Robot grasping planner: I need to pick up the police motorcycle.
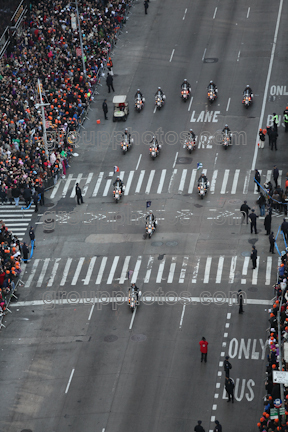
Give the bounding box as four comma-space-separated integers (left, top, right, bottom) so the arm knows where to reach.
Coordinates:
113, 178, 125, 203
181, 80, 191, 102
242, 85, 253, 108
207, 81, 217, 103
121, 129, 133, 154
197, 174, 209, 199
149, 136, 161, 160
185, 130, 196, 154
128, 284, 142, 313
155, 87, 166, 109
145, 211, 158, 238
135, 90, 145, 112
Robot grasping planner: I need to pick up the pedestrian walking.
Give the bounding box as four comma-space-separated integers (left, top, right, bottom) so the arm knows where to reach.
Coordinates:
283, 106, 288, 132
21, 242, 29, 263
23, 186, 32, 208
259, 129, 265, 148
199, 337, 208, 363
29, 226, 36, 249
144, 0, 149, 14
240, 200, 250, 224
254, 169, 261, 193
272, 112, 279, 131
38, 184, 45, 206
238, 289, 244, 313
224, 356, 232, 378
281, 218, 288, 241
225, 377, 235, 403
106, 73, 114, 93
269, 232, 275, 254
270, 128, 278, 151
194, 421, 205, 432
249, 209, 258, 234
32, 191, 39, 212
75, 183, 84, 205
214, 420, 222, 432
266, 126, 272, 147
264, 212, 272, 235
251, 245, 258, 269
257, 192, 266, 216
102, 99, 108, 120
273, 165, 279, 188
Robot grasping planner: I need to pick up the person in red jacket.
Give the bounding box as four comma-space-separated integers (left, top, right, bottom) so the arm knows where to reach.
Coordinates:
199, 337, 208, 363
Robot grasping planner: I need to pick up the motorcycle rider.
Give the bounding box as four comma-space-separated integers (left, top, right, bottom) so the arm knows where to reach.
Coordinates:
188, 129, 196, 141
135, 88, 143, 99
123, 127, 131, 144
244, 84, 253, 99
155, 87, 164, 98
198, 173, 209, 188
130, 283, 140, 301
113, 176, 124, 193
150, 136, 160, 153
208, 80, 218, 93
222, 124, 232, 143
146, 209, 157, 228
181, 79, 191, 92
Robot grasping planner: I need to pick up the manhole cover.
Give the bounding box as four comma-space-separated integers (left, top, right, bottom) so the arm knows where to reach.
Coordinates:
228, 199, 242, 205
151, 241, 163, 247
45, 203, 54, 207
248, 238, 258, 244
115, 215, 121, 220
248, 287, 258, 292
241, 251, 251, 257
176, 157, 192, 164
203, 58, 218, 63
166, 241, 178, 246
131, 334, 147, 342
194, 204, 203, 208
158, 254, 165, 260
104, 335, 118, 342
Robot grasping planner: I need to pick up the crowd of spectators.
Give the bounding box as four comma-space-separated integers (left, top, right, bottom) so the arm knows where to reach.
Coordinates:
0, 0, 130, 206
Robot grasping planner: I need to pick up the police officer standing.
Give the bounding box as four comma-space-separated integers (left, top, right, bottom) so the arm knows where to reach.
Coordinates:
269, 232, 275, 254
272, 112, 279, 131
249, 209, 258, 234
240, 200, 250, 224
75, 183, 84, 205
251, 245, 258, 269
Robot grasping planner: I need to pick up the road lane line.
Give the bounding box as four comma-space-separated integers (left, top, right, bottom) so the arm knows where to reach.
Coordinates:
179, 304, 186, 329
231, 169, 240, 194
60, 258, 73, 286
210, 170, 218, 194
96, 257, 108, 284
72, 257, 85, 285
136, 154, 142, 170
107, 256, 119, 284
188, 169, 197, 194
135, 170, 145, 193
237, 51, 240, 61
88, 305, 95, 321
172, 152, 178, 168
62, 174, 74, 197
266, 257, 272, 285
216, 256, 224, 283
36, 258, 50, 288
178, 169, 187, 194
47, 258, 61, 287
157, 169, 166, 194
145, 170, 155, 194
241, 257, 249, 284
153, 106, 157, 114
103, 172, 113, 196
129, 307, 137, 330
252, 257, 260, 284
220, 169, 229, 194
266, 170, 272, 182
70, 173, 83, 198
167, 258, 176, 283
229, 256, 237, 284
84, 257, 97, 285
203, 257, 212, 283
50, 180, 61, 199
92, 172, 104, 197
169, 49, 175, 62
82, 172, 93, 196
188, 96, 193, 112
156, 259, 166, 283
168, 169, 177, 193
119, 256, 131, 284
65, 369, 75, 394
226, 98, 231, 111
183, 8, 187, 20
131, 256, 142, 283
247, 7, 250, 18
243, 170, 250, 194
125, 171, 134, 195
202, 48, 206, 61
213, 7, 217, 19
252, 0, 284, 171
144, 256, 154, 283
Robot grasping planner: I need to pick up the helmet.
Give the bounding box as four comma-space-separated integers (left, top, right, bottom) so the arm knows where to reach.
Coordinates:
225, 124, 228, 127
286, 106, 288, 110
246, 85, 249, 87
184, 78, 187, 81
259, 128, 262, 131
116, 176, 120, 180
158, 87, 161, 90
201, 173, 204, 177
149, 210, 152, 214
210, 80, 213, 83
189, 129, 193, 133
137, 89, 140, 91
125, 128, 128, 132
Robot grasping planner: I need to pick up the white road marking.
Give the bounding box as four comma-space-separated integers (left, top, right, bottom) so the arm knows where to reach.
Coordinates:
179, 304, 186, 328
243, 171, 250, 194
225, 323, 230, 328
145, 170, 155, 194
226, 97, 231, 111
70, 173, 83, 198
237, 51, 240, 61
136, 154, 142, 170
216, 256, 224, 283
92, 172, 104, 197
172, 152, 178, 169
188, 96, 193, 112
144, 256, 154, 283
192, 257, 200, 283
47, 258, 61, 287
188, 169, 197, 194
84, 257, 97, 285
203, 257, 212, 283
65, 369, 75, 393
229, 256, 237, 284
241, 257, 249, 284
131, 256, 142, 283
71, 257, 85, 285
224, 333, 228, 337
266, 170, 272, 182
202, 48, 207, 61
119, 256, 131, 284
168, 257, 177, 283
252, 0, 283, 170
179, 256, 189, 283
157, 169, 167, 194
62, 174, 74, 197
279, 169, 282, 187
169, 49, 175, 62
129, 307, 137, 330
119, 171, 125, 181
88, 304, 95, 321
252, 258, 260, 285
50, 180, 61, 199
266, 257, 272, 285
168, 169, 177, 193
125, 171, 134, 195
183, 8, 187, 20
60, 258, 73, 286
210, 170, 218, 194
153, 106, 157, 114
103, 172, 113, 197
107, 256, 119, 284
213, 7, 217, 19
25, 259, 40, 288
96, 257, 108, 284
231, 169, 240, 194
156, 258, 166, 283
227, 313, 231, 319
178, 169, 187, 194
247, 6, 250, 18
36, 258, 50, 288
82, 172, 93, 197
220, 169, 229, 194
135, 170, 145, 193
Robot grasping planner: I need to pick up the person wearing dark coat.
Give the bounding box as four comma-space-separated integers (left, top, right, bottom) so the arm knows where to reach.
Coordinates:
106, 73, 114, 93
32, 191, 38, 212
281, 219, 288, 241
102, 99, 108, 120
37, 185, 45, 206
264, 212, 272, 235
29, 226, 35, 249
273, 165, 279, 187
225, 377, 235, 402
269, 232, 275, 254
258, 192, 266, 216
254, 169, 261, 192
266, 126, 272, 147
238, 289, 244, 313
249, 209, 258, 234
75, 183, 84, 205
214, 420, 222, 432
21, 242, 29, 263
194, 421, 205, 432
12, 186, 20, 206
271, 129, 278, 151
144, 0, 149, 14
251, 245, 258, 269
224, 356, 232, 378
240, 200, 250, 224
23, 187, 32, 207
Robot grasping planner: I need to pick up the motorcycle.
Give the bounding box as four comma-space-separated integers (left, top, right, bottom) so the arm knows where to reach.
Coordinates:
135, 95, 145, 112
155, 92, 166, 109
149, 142, 161, 160
145, 215, 157, 238
185, 139, 196, 153
207, 84, 217, 103
181, 84, 190, 102
113, 184, 125, 203
198, 179, 209, 199
128, 287, 142, 312
222, 130, 231, 150
242, 90, 252, 108
121, 137, 133, 154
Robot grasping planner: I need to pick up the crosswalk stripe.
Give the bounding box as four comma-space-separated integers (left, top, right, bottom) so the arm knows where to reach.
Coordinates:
157, 169, 166, 194
168, 169, 177, 193
2, 222, 30, 226
192, 257, 200, 283
220, 169, 229, 194
203, 257, 212, 283
82, 173, 93, 197
231, 170, 240, 194
92, 172, 104, 197
84, 257, 97, 285
178, 169, 187, 194
131, 256, 142, 283
135, 170, 145, 193
62, 174, 74, 197
241, 257, 249, 284
229, 256, 237, 284
188, 169, 197, 194
266, 170, 272, 182
103, 172, 113, 197
216, 256, 224, 283
125, 171, 134, 195
210, 170, 218, 194
47, 258, 61, 287
72, 257, 85, 285
107, 256, 119, 284
279, 170, 282, 187
254, 170, 262, 194
167, 257, 177, 283
252, 257, 260, 284
265, 257, 272, 286
50, 179, 61, 199
243, 170, 250, 194
60, 258, 73, 286
120, 171, 125, 182
145, 170, 155, 194
144, 256, 154, 283
179, 256, 189, 283
119, 256, 131, 284
36, 258, 50, 288
96, 257, 107, 284
25, 259, 40, 288
70, 173, 83, 198
156, 258, 166, 283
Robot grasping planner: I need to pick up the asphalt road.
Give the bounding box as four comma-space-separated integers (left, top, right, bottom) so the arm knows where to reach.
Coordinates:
2, 0, 288, 431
